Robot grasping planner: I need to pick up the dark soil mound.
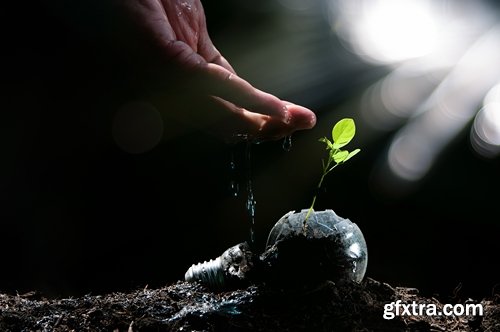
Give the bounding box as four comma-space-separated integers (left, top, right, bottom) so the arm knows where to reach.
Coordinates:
1, 278, 498, 331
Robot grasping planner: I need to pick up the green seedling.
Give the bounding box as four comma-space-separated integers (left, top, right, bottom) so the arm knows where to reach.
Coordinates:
304, 118, 361, 224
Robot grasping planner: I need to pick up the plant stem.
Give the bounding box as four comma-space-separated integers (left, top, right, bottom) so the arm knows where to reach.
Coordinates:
304, 158, 339, 224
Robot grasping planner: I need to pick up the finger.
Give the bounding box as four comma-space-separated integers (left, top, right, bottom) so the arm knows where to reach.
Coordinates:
208, 52, 236, 75
196, 33, 236, 74
198, 63, 290, 123
210, 97, 315, 143
193, 1, 237, 74
208, 97, 275, 143
283, 101, 317, 130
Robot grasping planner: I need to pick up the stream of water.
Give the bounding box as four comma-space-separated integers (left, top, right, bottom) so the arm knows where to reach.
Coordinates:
245, 141, 256, 246
228, 136, 293, 248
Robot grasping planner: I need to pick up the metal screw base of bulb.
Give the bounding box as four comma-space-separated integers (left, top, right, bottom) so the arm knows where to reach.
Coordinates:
184, 242, 254, 290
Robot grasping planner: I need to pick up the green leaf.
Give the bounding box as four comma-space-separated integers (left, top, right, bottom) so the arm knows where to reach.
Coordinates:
332, 150, 349, 163
344, 148, 361, 162
332, 118, 356, 149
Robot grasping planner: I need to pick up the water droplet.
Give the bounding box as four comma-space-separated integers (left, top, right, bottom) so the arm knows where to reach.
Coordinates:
181, 2, 192, 11
282, 135, 292, 151
228, 180, 239, 197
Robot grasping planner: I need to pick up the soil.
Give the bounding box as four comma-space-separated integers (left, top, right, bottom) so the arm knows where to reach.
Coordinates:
1, 278, 498, 332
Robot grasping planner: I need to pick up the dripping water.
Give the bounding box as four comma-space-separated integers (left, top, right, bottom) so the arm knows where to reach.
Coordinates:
245, 141, 256, 247
282, 135, 292, 152
227, 139, 257, 247
228, 149, 239, 197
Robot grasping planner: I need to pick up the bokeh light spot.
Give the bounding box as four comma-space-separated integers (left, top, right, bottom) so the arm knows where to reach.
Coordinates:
388, 134, 433, 181
331, 0, 441, 64
112, 101, 164, 154
471, 102, 500, 157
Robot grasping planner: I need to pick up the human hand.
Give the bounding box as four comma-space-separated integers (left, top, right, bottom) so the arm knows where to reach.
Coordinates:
119, 0, 316, 142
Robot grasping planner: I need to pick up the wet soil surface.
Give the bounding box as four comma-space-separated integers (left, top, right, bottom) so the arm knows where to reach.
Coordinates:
1, 278, 498, 331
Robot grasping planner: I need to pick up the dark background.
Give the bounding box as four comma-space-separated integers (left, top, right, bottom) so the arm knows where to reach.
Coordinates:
1, 0, 499, 301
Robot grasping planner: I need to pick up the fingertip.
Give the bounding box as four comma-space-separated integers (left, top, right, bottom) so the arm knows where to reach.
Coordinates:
306, 111, 317, 128
284, 102, 317, 130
